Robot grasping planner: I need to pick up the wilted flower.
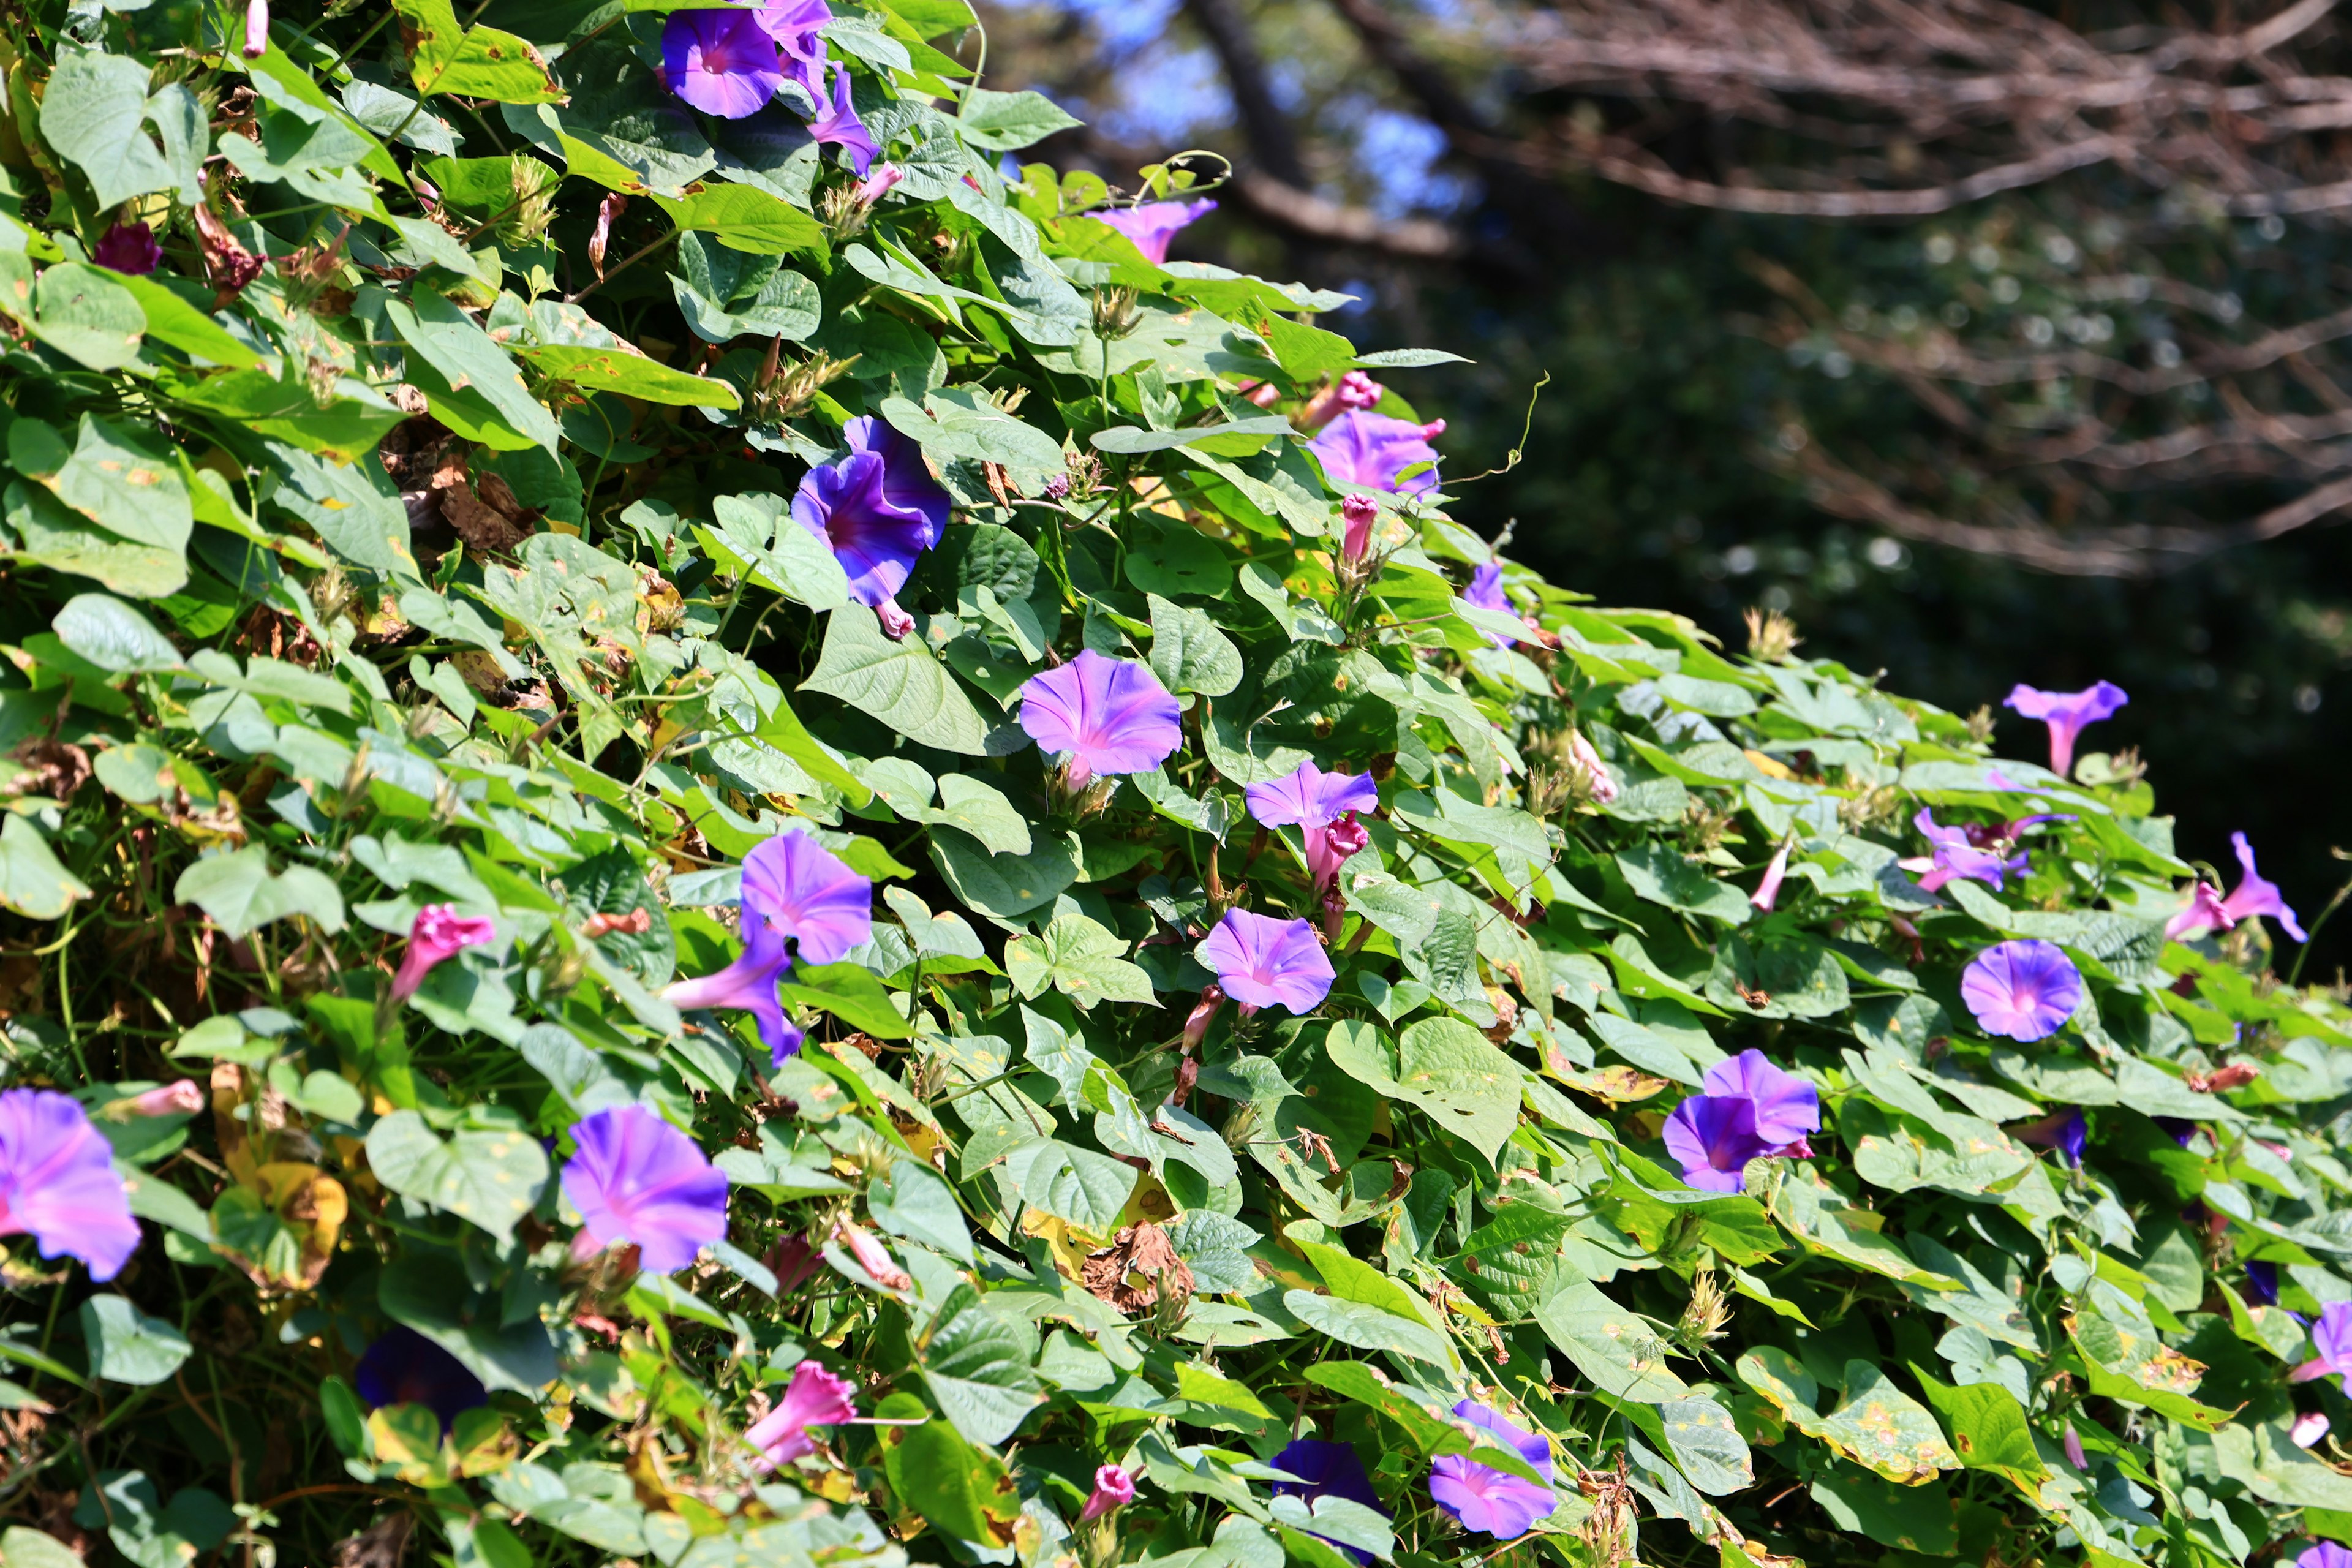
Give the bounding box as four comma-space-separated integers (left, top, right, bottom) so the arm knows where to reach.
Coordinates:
1429, 1402, 1556, 1539
1098, 198, 1216, 264
560, 1104, 729, 1275
804, 64, 879, 175
1182, 983, 1226, 1053
2063, 1424, 2088, 1471
1663, 1050, 1819, 1193
1245, 760, 1379, 895
1310, 410, 1445, 496
747, 1360, 857, 1469
663, 8, 785, 119
353, 1326, 489, 1433
92, 222, 161, 276
1018, 650, 1183, 789
664, 829, 872, 1065
1901, 809, 2024, 894
793, 416, 950, 640
391, 904, 496, 1001
0, 1088, 140, 1280
1961, 939, 2084, 1042
1272, 1438, 1387, 1563
832, 1219, 912, 1291
111, 1080, 205, 1118
2291, 1302, 2352, 1384
2011, 1107, 2087, 1167
1198, 909, 1335, 1016
2003, 680, 2127, 780
2168, 832, 2307, 944
1078, 1463, 1136, 1523
1751, 840, 1792, 912
853, 163, 904, 206
1565, 729, 1619, 805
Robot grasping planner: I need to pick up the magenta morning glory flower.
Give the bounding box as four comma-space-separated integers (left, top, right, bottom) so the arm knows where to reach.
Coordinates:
1078, 1464, 1137, 1524
353, 1326, 489, 1433
0, 1088, 139, 1281
1340, 494, 1378, 568
2165, 880, 2232, 941
664, 829, 872, 1066
1961, 938, 2083, 1042
2011, 1107, 2087, 1167
1245, 760, 1378, 895
663, 7, 785, 119
1197, 909, 1335, 1016
793, 415, 950, 639
92, 222, 161, 276
2219, 832, 2307, 941
803, 63, 878, 175
391, 903, 496, 1001
561, 1104, 729, 1275
747, 1359, 858, 1469
2293, 1303, 2352, 1383
2003, 680, 2127, 780
1430, 1402, 1556, 1539
1311, 410, 1446, 497
1098, 198, 1216, 265
1901, 809, 2022, 894
1018, 650, 1183, 789
1272, 1438, 1388, 1564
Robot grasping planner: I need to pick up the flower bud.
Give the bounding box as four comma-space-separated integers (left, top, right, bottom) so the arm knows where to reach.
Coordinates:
111, 1080, 205, 1119
1182, 984, 1226, 1053
1340, 494, 1378, 567
243, 0, 269, 58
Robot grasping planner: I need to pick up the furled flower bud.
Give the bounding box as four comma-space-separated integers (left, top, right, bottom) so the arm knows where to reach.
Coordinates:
111, 1080, 205, 1119
1340, 494, 1378, 567
1182, 984, 1226, 1053
854, 164, 905, 205
1750, 840, 1792, 913
243, 0, 270, 58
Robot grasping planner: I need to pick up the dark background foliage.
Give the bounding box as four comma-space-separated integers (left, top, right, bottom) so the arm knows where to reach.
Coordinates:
976, 0, 2352, 973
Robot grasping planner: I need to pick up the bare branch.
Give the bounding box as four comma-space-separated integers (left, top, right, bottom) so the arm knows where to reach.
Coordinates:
1228, 172, 1471, 258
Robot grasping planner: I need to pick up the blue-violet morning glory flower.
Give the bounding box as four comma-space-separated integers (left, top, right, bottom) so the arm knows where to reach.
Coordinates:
0, 1087, 139, 1280
561, 1104, 729, 1275
1311, 410, 1446, 496
1198, 909, 1335, 1016
1097, 198, 1216, 264
665, 829, 872, 1065
1245, 760, 1378, 895
2003, 680, 2127, 781
1430, 1401, 1556, 1539
2245, 1261, 2282, 1306
1018, 650, 1183, 789
2012, 1107, 2087, 1167
353, 1326, 489, 1433
757, 0, 831, 86
663, 8, 784, 119
1961, 939, 2083, 1042
1272, 1438, 1388, 1563
804, 63, 879, 175
793, 415, 949, 639
1662, 1050, 1818, 1193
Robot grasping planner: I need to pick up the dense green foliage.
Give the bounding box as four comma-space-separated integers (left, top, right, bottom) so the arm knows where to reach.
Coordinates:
0, 8, 2348, 1568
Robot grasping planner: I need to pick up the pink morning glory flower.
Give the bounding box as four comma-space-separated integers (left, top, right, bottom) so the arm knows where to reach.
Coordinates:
243, 0, 268, 58
92, 222, 161, 276
2293, 1411, 2332, 1449
2165, 880, 2233, 941
1078, 1464, 1136, 1523
2176, 832, 2309, 943
1197, 909, 1335, 1016
1097, 198, 1216, 264
0, 1088, 140, 1280
664, 829, 872, 1066
804, 62, 879, 176
561, 1104, 729, 1275
1310, 410, 1445, 496
1340, 494, 1378, 567
747, 1359, 858, 1469
1018, 650, 1183, 789
2003, 680, 2127, 780
663, 8, 785, 120
1750, 841, 1792, 912
1298, 371, 1387, 431
793, 415, 950, 641
1245, 760, 1379, 895
391, 904, 496, 1001
1429, 1401, 1555, 1539
1961, 938, 2084, 1042
2293, 1302, 2352, 1384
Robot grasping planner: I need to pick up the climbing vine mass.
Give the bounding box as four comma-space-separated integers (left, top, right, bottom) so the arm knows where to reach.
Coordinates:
0, 7, 2346, 1568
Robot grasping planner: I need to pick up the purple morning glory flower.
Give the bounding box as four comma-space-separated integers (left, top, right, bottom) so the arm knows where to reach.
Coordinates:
1703, 1049, 1820, 1150
1244, 760, 1378, 894
1197, 909, 1335, 1016
2299, 1541, 2352, 1568
1961, 938, 2084, 1043
561, 1104, 729, 1275
1097, 198, 1216, 265
1902, 809, 2024, 894
1461, 562, 1521, 647
2165, 880, 2232, 941
663, 8, 784, 119
92, 222, 161, 276
1430, 1401, 1556, 1539
758, 0, 831, 82
804, 63, 878, 175
2003, 680, 2127, 781
0, 1088, 139, 1281
793, 415, 949, 639
2012, 1107, 2087, 1167
1018, 650, 1183, 789
2220, 832, 2307, 941
1663, 1093, 1768, 1193
1310, 410, 1446, 497
1272, 1438, 1388, 1564
664, 829, 872, 1065
2246, 1261, 2282, 1306
2154, 1115, 2198, 1148
353, 1326, 489, 1434
2293, 1302, 2352, 1383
